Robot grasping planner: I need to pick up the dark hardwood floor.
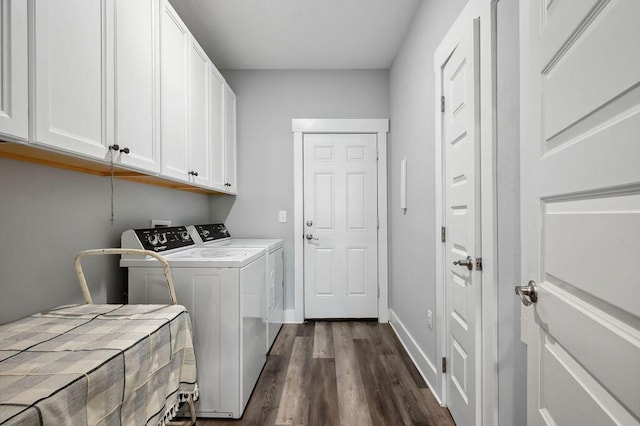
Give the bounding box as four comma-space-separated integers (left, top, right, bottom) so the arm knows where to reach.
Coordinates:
197, 321, 456, 426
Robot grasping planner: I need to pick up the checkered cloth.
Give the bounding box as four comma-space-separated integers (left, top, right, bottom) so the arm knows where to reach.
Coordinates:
0, 304, 198, 425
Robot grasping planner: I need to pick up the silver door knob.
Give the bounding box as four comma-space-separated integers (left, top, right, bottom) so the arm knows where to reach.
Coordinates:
305, 233, 319, 241
453, 256, 473, 270
515, 280, 538, 306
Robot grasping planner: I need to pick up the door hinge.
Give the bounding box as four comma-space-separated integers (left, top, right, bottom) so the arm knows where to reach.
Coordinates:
442, 357, 447, 373
441, 96, 445, 112
377, 217, 380, 229
475, 257, 483, 271
441, 226, 446, 243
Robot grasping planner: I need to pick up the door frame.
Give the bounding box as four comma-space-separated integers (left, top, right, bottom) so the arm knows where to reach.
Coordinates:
291, 119, 389, 323
434, 1, 498, 425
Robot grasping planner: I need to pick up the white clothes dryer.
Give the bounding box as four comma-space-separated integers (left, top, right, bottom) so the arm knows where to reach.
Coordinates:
187, 224, 284, 352
120, 226, 266, 419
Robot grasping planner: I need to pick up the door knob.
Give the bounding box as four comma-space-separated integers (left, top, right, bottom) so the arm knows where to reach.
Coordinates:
515, 280, 538, 306
453, 256, 473, 270
305, 233, 319, 241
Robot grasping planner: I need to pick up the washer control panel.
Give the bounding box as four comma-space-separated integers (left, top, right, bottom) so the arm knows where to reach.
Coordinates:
134, 226, 195, 252
192, 223, 230, 242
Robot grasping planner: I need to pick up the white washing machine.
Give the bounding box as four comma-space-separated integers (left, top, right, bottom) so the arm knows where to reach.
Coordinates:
120, 226, 266, 419
187, 224, 284, 352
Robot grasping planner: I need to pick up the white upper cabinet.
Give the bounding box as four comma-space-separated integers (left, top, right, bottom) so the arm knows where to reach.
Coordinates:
113, 0, 160, 173
8, 0, 237, 194
160, 0, 190, 182
34, 0, 112, 159
0, 0, 28, 142
188, 39, 211, 187
209, 64, 226, 191
223, 84, 237, 194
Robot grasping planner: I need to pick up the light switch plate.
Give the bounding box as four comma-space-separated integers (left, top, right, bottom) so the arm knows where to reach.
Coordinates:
279, 211, 287, 223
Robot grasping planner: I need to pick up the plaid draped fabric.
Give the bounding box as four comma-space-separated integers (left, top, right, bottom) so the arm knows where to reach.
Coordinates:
0, 304, 197, 425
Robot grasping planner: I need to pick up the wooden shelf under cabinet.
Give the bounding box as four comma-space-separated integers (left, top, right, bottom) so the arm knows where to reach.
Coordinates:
0, 141, 228, 195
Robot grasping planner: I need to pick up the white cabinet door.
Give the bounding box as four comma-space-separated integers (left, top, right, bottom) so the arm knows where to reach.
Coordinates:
34, 0, 111, 159
113, 0, 160, 173
209, 65, 226, 191
188, 38, 210, 187
0, 0, 28, 141
223, 84, 237, 193
160, 0, 189, 182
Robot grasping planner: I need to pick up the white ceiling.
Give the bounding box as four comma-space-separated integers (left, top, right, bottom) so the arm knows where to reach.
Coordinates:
169, 0, 421, 70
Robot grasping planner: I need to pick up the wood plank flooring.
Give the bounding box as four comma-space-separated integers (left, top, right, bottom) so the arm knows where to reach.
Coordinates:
197, 321, 455, 426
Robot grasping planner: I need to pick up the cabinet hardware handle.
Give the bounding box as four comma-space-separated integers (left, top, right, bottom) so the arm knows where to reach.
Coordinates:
108, 144, 120, 151
119, 147, 130, 154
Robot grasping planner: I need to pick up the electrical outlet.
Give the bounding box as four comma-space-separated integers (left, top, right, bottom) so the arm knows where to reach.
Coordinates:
279, 211, 287, 223
427, 309, 433, 330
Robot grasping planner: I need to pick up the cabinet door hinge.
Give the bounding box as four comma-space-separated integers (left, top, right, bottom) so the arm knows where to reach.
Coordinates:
377, 217, 380, 229
441, 226, 446, 243
475, 257, 483, 271
442, 357, 447, 373
441, 96, 445, 112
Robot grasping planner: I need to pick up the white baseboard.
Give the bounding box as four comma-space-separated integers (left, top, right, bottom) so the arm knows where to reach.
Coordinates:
388, 309, 442, 404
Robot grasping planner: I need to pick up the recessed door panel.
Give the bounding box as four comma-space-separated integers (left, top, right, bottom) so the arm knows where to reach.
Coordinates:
347, 248, 366, 295
347, 173, 366, 230
314, 248, 334, 296
315, 174, 334, 231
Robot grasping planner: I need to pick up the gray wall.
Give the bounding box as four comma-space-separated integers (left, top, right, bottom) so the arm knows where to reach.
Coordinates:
388, 0, 469, 387
496, 0, 526, 424
210, 70, 390, 312
388, 0, 525, 423
0, 158, 210, 324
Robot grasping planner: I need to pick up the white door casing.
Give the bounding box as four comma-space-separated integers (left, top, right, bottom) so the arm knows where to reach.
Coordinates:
303, 133, 379, 319
434, 1, 498, 424
292, 119, 389, 323
520, 0, 640, 425
442, 19, 481, 426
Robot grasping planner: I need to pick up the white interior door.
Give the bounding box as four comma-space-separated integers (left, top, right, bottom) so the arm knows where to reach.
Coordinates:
442, 20, 481, 426
303, 133, 378, 319
520, 0, 640, 424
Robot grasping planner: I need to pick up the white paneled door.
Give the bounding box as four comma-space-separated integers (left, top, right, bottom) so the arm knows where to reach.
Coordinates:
442, 20, 480, 426
303, 133, 378, 318
520, 0, 640, 425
